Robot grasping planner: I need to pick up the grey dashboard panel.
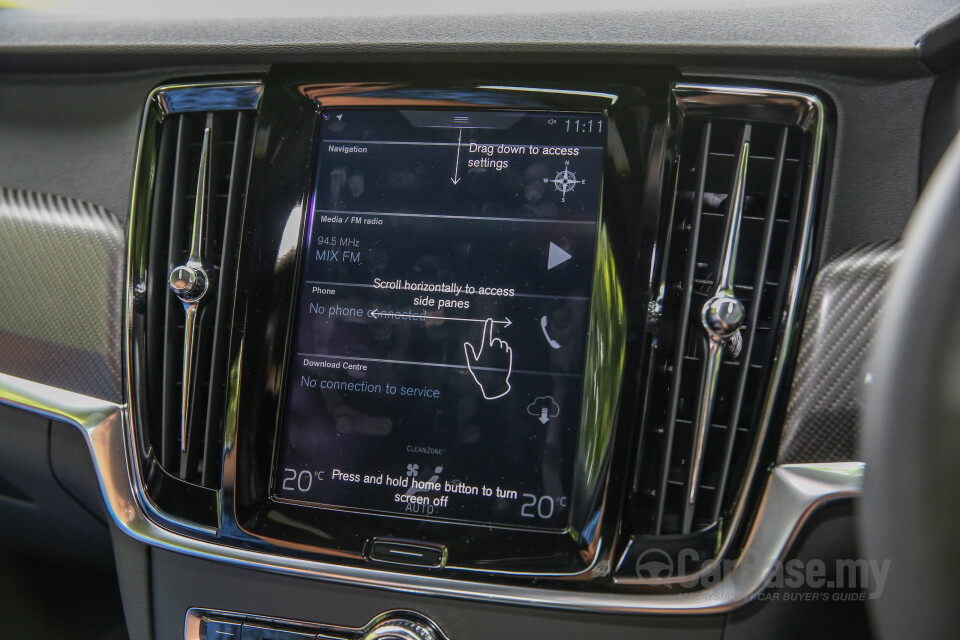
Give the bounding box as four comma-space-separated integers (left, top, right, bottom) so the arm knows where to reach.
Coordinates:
0, 188, 124, 401
919, 2, 960, 70
0, 0, 956, 74
0, 404, 115, 568
812, 75, 930, 259
0, 71, 180, 220
724, 502, 872, 640
922, 62, 960, 186
778, 242, 900, 464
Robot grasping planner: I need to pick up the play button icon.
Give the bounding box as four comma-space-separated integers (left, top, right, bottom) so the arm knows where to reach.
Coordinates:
547, 242, 573, 270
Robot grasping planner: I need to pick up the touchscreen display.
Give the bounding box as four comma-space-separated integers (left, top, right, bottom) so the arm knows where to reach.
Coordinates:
273, 108, 606, 530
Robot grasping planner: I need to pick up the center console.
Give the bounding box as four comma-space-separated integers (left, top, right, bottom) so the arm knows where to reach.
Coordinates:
123, 65, 832, 619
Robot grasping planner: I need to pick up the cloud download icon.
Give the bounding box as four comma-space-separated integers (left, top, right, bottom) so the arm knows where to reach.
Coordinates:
526, 396, 560, 424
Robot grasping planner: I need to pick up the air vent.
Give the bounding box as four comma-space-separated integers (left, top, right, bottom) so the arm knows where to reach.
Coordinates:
620, 85, 825, 580
129, 83, 261, 526
147, 108, 255, 486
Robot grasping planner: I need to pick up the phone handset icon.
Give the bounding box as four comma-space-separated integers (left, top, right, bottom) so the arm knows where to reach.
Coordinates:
540, 315, 562, 350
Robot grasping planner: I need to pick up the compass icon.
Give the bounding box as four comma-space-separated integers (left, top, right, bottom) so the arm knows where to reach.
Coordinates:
544, 160, 585, 203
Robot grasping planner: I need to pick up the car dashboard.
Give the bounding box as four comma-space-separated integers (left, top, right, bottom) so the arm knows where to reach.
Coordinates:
1, 2, 959, 639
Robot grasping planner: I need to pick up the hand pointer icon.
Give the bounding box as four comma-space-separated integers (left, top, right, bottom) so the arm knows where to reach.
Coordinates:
464, 318, 513, 400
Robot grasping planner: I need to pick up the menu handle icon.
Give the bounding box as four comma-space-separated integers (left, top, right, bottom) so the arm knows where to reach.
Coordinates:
464, 318, 513, 400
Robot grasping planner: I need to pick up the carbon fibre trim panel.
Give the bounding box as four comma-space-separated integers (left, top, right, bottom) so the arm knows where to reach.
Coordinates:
778, 241, 900, 463
0, 188, 124, 401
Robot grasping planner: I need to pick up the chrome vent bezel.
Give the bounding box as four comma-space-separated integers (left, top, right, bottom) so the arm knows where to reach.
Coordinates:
127, 81, 262, 528
617, 83, 826, 585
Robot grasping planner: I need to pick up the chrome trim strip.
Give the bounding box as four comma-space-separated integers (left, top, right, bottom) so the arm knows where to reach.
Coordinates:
715, 131, 750, 296
686, 129, 750, 517
617, 82, 828, 586
158, 83, 263, 115
0, 371, 864, 614
177, 120, 213, 453
179, 303, 198, 453
0, 372, 122, 436
689, 341, 724, 506
187, 122, 212, 268
673, 84, 821, 129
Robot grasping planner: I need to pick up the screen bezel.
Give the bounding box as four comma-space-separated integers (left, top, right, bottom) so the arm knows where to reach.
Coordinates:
223, 69, 670, 578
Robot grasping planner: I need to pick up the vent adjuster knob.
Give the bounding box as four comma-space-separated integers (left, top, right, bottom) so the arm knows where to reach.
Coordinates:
702, 294, 745, 341
169, 264, 208, 302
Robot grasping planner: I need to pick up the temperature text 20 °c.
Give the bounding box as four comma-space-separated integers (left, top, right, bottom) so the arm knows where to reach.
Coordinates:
520, 493, 568, 520
281, 468, 324, 492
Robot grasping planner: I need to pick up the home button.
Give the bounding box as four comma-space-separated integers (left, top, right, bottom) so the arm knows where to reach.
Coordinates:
367, 539, 445, 568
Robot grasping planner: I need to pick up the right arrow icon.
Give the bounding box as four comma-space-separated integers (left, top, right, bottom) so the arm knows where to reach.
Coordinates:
547, 242, 573, 270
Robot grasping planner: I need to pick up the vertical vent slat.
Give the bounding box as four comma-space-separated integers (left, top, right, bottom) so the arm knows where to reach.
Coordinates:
180, 113, 218, 478
179, 115, 209, 471
681, 122, 752, 534
654, 120, 713, 535
161, 114, 194, 470
201, 112, 253, 486
143, 104, 256, 489
748, 131, 808, 394
626, 86, 824, 578
144, 118, 179, 462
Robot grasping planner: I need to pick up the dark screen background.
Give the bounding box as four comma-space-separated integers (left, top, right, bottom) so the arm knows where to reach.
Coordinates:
274, 108, 606, 529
